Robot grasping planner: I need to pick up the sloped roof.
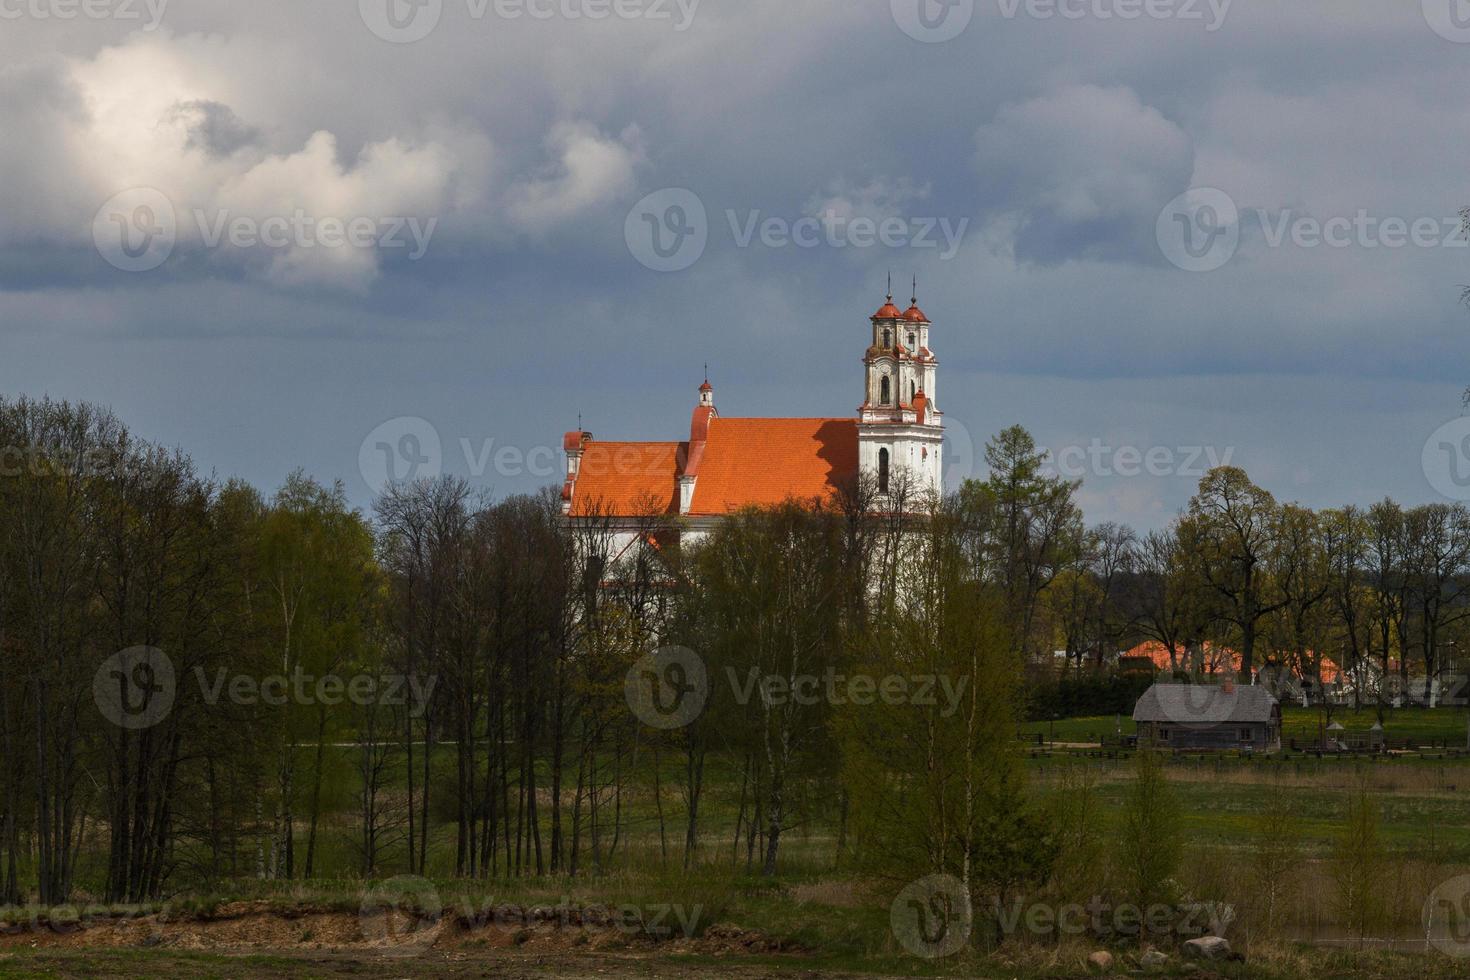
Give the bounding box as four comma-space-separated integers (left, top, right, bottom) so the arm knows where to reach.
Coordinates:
568, 441, 682, 517
1125, 640, 1241, 674
1133, 683, 1278, 725
1127, 641, 1342, 684
687, 418, 858, 516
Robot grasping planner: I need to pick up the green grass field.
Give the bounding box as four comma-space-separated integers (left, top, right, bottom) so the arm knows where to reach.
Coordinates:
9, 710, 1470, 976
1022, 705, 1470, 748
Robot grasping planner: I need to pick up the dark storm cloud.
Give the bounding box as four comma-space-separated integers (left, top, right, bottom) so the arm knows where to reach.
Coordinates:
0, 0, 1467, 528
169, 100, 261, 157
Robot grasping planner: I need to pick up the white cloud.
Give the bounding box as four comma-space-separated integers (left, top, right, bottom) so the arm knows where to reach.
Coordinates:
974, 84, 1194, 262
805, 176, 928, 228
4, 32, 489, 289
506, 122, 643, 233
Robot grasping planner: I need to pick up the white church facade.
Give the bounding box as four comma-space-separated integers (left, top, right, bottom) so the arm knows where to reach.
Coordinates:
561, 291, 945, 552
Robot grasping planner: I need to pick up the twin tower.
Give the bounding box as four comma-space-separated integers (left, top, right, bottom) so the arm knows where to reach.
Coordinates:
859, 290, 944, 499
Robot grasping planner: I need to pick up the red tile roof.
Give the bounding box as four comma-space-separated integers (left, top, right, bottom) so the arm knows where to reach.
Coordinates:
568, 441, 682, 517
565, 419, 859, 518
688, 418, 858, 515
1125, 641, 1341, 683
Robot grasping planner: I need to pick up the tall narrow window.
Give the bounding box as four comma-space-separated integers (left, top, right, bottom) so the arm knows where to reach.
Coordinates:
880, 376, 890, 405
910, 380, 916, 402
882, 329, 891, 347
878, 448, 890, 493
908, 333, 916, 347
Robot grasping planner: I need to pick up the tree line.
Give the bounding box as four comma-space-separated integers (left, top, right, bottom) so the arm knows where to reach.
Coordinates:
0, 398, 1464, 910
1039, 448, 1470, 707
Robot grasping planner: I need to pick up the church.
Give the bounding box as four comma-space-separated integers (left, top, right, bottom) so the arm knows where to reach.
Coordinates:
561, 290, 946, 549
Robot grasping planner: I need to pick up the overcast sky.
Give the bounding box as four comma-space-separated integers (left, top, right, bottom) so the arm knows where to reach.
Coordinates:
2, 0, 1468, 530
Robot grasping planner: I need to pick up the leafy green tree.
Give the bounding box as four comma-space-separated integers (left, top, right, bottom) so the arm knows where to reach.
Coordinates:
1248, 789, 1303, 936
1184, 467, 1284, 675
1117, 750, 1181, 920
840, 497, 1049, 939
958, 425, 1082, 663
1331, 770, 1386, 944
698, 501, 849, 876
257, 472, 378, 879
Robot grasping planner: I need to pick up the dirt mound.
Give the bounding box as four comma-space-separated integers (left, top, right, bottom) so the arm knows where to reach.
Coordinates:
0, 903, 790, 959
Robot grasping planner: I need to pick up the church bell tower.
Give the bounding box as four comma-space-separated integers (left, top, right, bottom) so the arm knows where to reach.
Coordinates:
858, 282, 944, 501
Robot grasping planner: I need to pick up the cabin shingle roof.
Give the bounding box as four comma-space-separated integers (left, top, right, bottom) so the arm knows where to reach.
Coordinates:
1133, 683, 1278, 725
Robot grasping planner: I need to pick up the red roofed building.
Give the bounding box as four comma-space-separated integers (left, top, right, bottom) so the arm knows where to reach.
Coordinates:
562, 291, 946, 544
1123, 640, 1343, 687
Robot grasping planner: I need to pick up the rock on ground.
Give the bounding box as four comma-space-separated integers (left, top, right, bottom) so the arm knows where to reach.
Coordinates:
1140, 948, 1169, 968
1182, 935, 1233, 961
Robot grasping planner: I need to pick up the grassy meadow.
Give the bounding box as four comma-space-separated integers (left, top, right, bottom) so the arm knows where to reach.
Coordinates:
7, 708, 1470, 976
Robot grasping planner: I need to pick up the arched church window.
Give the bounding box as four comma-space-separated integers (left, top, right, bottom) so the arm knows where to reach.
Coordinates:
879, 448, 890, 493
880, 376, 890, 405
908, 333, 916, 347
883, 329, 890, 347
910, 380, 916, 402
